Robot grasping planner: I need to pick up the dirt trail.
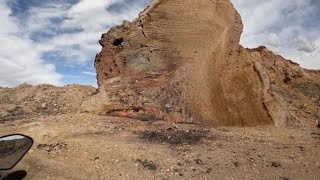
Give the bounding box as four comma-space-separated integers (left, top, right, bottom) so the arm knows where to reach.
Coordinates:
1, 113, 319, 180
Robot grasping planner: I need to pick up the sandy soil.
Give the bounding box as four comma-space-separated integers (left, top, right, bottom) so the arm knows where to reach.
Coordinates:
0, 112, 319, 180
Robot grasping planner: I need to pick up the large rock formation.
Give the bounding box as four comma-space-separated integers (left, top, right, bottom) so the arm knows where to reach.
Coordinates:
91, 0, 320, 127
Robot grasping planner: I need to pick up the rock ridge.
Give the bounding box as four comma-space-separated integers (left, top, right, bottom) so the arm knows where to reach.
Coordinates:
90, 0, 320, 127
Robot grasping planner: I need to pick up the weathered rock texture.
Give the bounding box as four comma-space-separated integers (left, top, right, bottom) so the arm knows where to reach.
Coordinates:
92, 0, 320, 127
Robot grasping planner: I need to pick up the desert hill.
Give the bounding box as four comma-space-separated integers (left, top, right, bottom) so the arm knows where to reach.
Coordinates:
0, 84, 96, 123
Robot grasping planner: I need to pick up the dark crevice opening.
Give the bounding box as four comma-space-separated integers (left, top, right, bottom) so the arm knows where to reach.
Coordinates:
112, 38, 124, 46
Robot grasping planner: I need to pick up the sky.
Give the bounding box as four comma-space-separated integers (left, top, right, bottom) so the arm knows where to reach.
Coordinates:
0, 0, 319, 87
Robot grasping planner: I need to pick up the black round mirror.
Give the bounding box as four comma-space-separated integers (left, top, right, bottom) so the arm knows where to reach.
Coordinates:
0, 134, 33, 170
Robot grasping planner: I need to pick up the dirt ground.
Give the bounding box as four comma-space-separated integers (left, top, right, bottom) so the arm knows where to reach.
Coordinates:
0, 113, 319, 180
0, 84, 319, 180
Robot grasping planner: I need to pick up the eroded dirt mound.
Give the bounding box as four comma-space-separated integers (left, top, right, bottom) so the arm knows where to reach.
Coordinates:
92, 0, 320, 127
0, 84, 96, 122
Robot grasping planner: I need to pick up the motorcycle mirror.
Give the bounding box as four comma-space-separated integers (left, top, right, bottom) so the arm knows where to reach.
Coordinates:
0, 134, 33, 170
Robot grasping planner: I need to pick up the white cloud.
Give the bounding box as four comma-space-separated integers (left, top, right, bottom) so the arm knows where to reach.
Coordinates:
23, 0, 149, 65
0, 0, 149, 87
293, 36, 317, 53
267, 33, 280, 47
48, 0, 149, 64
231, 0, 320, 69
82, 71, 96, 76
0, 2, 62, 87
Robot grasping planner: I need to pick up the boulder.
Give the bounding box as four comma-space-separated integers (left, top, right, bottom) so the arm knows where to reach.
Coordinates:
92, 0, 319, 126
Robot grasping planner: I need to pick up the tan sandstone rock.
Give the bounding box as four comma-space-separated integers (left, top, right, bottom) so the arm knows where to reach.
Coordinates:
91, 0, 320, 127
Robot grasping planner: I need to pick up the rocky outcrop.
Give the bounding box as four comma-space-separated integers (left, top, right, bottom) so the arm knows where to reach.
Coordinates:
92, 0, 320, 127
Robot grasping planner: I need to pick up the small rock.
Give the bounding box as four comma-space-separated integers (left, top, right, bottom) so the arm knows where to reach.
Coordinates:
165, 103, 172, 109
135, 159, 157, 170
280, 177, 290, 180
271, 161, 281, 167
123, 20, 131, 28
41, 103, 47, 108
173, 168, 179, 172
205, 168, 212, 173
93, 157, 100, 162
174, 173, 183, 176
191, 167, 196, 171
233, 162, 240, 167
194, 158, 203, 165
298, 146, 305, 152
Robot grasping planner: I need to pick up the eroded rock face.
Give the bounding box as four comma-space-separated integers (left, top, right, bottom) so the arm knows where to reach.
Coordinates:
92, 0, 320, 127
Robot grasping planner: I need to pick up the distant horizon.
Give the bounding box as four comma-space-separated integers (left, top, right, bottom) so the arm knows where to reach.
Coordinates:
0, 82, 98, 88
0, 0, 319, 87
